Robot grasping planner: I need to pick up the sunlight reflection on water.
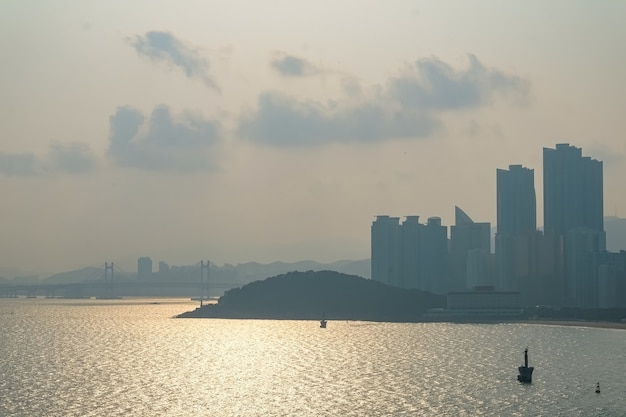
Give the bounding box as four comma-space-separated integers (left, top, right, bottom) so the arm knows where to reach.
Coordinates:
1, 298, 625, 416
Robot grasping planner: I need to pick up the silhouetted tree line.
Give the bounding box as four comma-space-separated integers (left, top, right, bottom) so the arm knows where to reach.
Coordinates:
179, 270, 445, 321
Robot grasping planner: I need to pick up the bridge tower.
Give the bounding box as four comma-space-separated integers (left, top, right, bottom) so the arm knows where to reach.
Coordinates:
200, 260, 210, 307
103, 262, 115, 299
105, 262, 114, 281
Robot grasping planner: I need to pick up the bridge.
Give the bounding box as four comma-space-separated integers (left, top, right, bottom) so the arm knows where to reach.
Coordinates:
0, 261, 240, 301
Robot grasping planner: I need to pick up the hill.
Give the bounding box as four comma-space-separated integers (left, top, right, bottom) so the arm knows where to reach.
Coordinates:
178, 270, 445, 322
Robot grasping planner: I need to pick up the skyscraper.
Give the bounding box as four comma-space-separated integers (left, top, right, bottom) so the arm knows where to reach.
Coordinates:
543, 143, 605, 306
449, 206, 491, 291
495, 165, 537, 292
401, 216, 423, 290
497, 165, 536, 235
543, 144, 604, 235
371, 215, 448, 294
371, 216, 401, 287
419, 217, 448, 294
138, 256, 153, 281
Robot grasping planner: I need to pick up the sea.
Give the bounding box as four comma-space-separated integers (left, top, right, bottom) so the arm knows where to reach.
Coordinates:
1, 298, 624, 417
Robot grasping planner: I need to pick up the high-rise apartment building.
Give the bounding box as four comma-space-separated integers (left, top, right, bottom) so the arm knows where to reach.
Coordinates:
419, 217, 448, 294
543, 143, 605, 306
543, 144, 604, 235
371, 216, 401, 287
371, 215, 448, 294
497, 165, 536, 235
495, 165, 537, 292
401, 216, 423, 290
138, 256, 153, 281
449, 206, 491, 291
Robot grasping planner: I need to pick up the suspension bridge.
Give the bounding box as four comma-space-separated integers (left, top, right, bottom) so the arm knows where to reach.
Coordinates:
0, 261, 239, 300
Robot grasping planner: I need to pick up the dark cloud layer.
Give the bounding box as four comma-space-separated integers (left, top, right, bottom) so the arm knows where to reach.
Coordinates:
128, 31, 218, 90
270, 53, 320, 77
108, 105, 221, 172
241, 54, 528, 147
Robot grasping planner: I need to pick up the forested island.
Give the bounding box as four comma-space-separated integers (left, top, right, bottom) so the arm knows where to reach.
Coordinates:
177, 270, 445, 322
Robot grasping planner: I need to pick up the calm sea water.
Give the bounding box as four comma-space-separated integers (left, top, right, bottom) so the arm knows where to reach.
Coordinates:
1, 298, 624, 417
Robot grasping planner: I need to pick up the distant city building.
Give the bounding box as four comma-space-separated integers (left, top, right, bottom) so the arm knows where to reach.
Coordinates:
369, 144, 616, 308
425, 286, 523, 321
371, 215, 448, 294
508, 230, 564, 306
563, 228, 606, 307
158, 261, 171, 280
401, 216, 423, 290
419, 217, 448, 294
371, 216, 401, 287
495, 164, 537, 292
138, 257, 153, 281
543, 144, 604, 235
466, 248, 493, 289
596, 250, 626, 308
447, 287, 521, 310
543, 144, 605, 307
497, 165, 537, 235
449, 206, 491, 291
159, 261, 170, 274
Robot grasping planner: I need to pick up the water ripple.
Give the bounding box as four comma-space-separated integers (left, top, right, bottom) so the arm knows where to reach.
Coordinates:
1, 299, 625, 416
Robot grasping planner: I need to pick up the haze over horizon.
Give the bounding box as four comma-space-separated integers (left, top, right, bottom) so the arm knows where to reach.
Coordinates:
2, 2, 626, 276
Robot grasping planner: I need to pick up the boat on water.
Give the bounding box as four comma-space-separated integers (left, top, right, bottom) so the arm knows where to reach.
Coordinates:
320, 314, 327, 328
517, 347, 534, 383
595, 382, 601, 393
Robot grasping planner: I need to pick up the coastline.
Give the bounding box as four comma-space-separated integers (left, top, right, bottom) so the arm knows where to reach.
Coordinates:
176, 310, 626, 330
518, 319, 626, 330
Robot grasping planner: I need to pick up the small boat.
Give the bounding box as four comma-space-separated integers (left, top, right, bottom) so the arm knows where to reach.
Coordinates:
320, 313, 327, 328
517, 347, 534, 383
595, 382, 601, 394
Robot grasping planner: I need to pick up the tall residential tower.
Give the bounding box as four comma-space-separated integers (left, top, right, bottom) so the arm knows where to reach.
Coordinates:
495, 165, 536, 292
543, 143, 605, 306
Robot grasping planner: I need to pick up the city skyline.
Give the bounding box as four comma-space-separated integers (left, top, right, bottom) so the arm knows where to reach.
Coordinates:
371, 142, 626, 308
2, 2, 626, 275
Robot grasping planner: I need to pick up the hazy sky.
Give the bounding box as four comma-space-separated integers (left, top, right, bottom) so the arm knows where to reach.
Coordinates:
1, 1, 625, 275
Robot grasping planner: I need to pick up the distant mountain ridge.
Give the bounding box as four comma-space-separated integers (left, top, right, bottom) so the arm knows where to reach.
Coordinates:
1, 259, 371, 288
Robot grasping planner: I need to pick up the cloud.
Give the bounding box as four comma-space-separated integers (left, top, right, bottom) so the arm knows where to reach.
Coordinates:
107, 105, 221, 172
0, 142, 97, 177
128, 31, 218, 90
239, 54, 528, 147
389, 54, 528, 110
239, 92, 438, 146
47, 142, 97, 174
270, 53, 321, 77
0, 152, 39, 176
